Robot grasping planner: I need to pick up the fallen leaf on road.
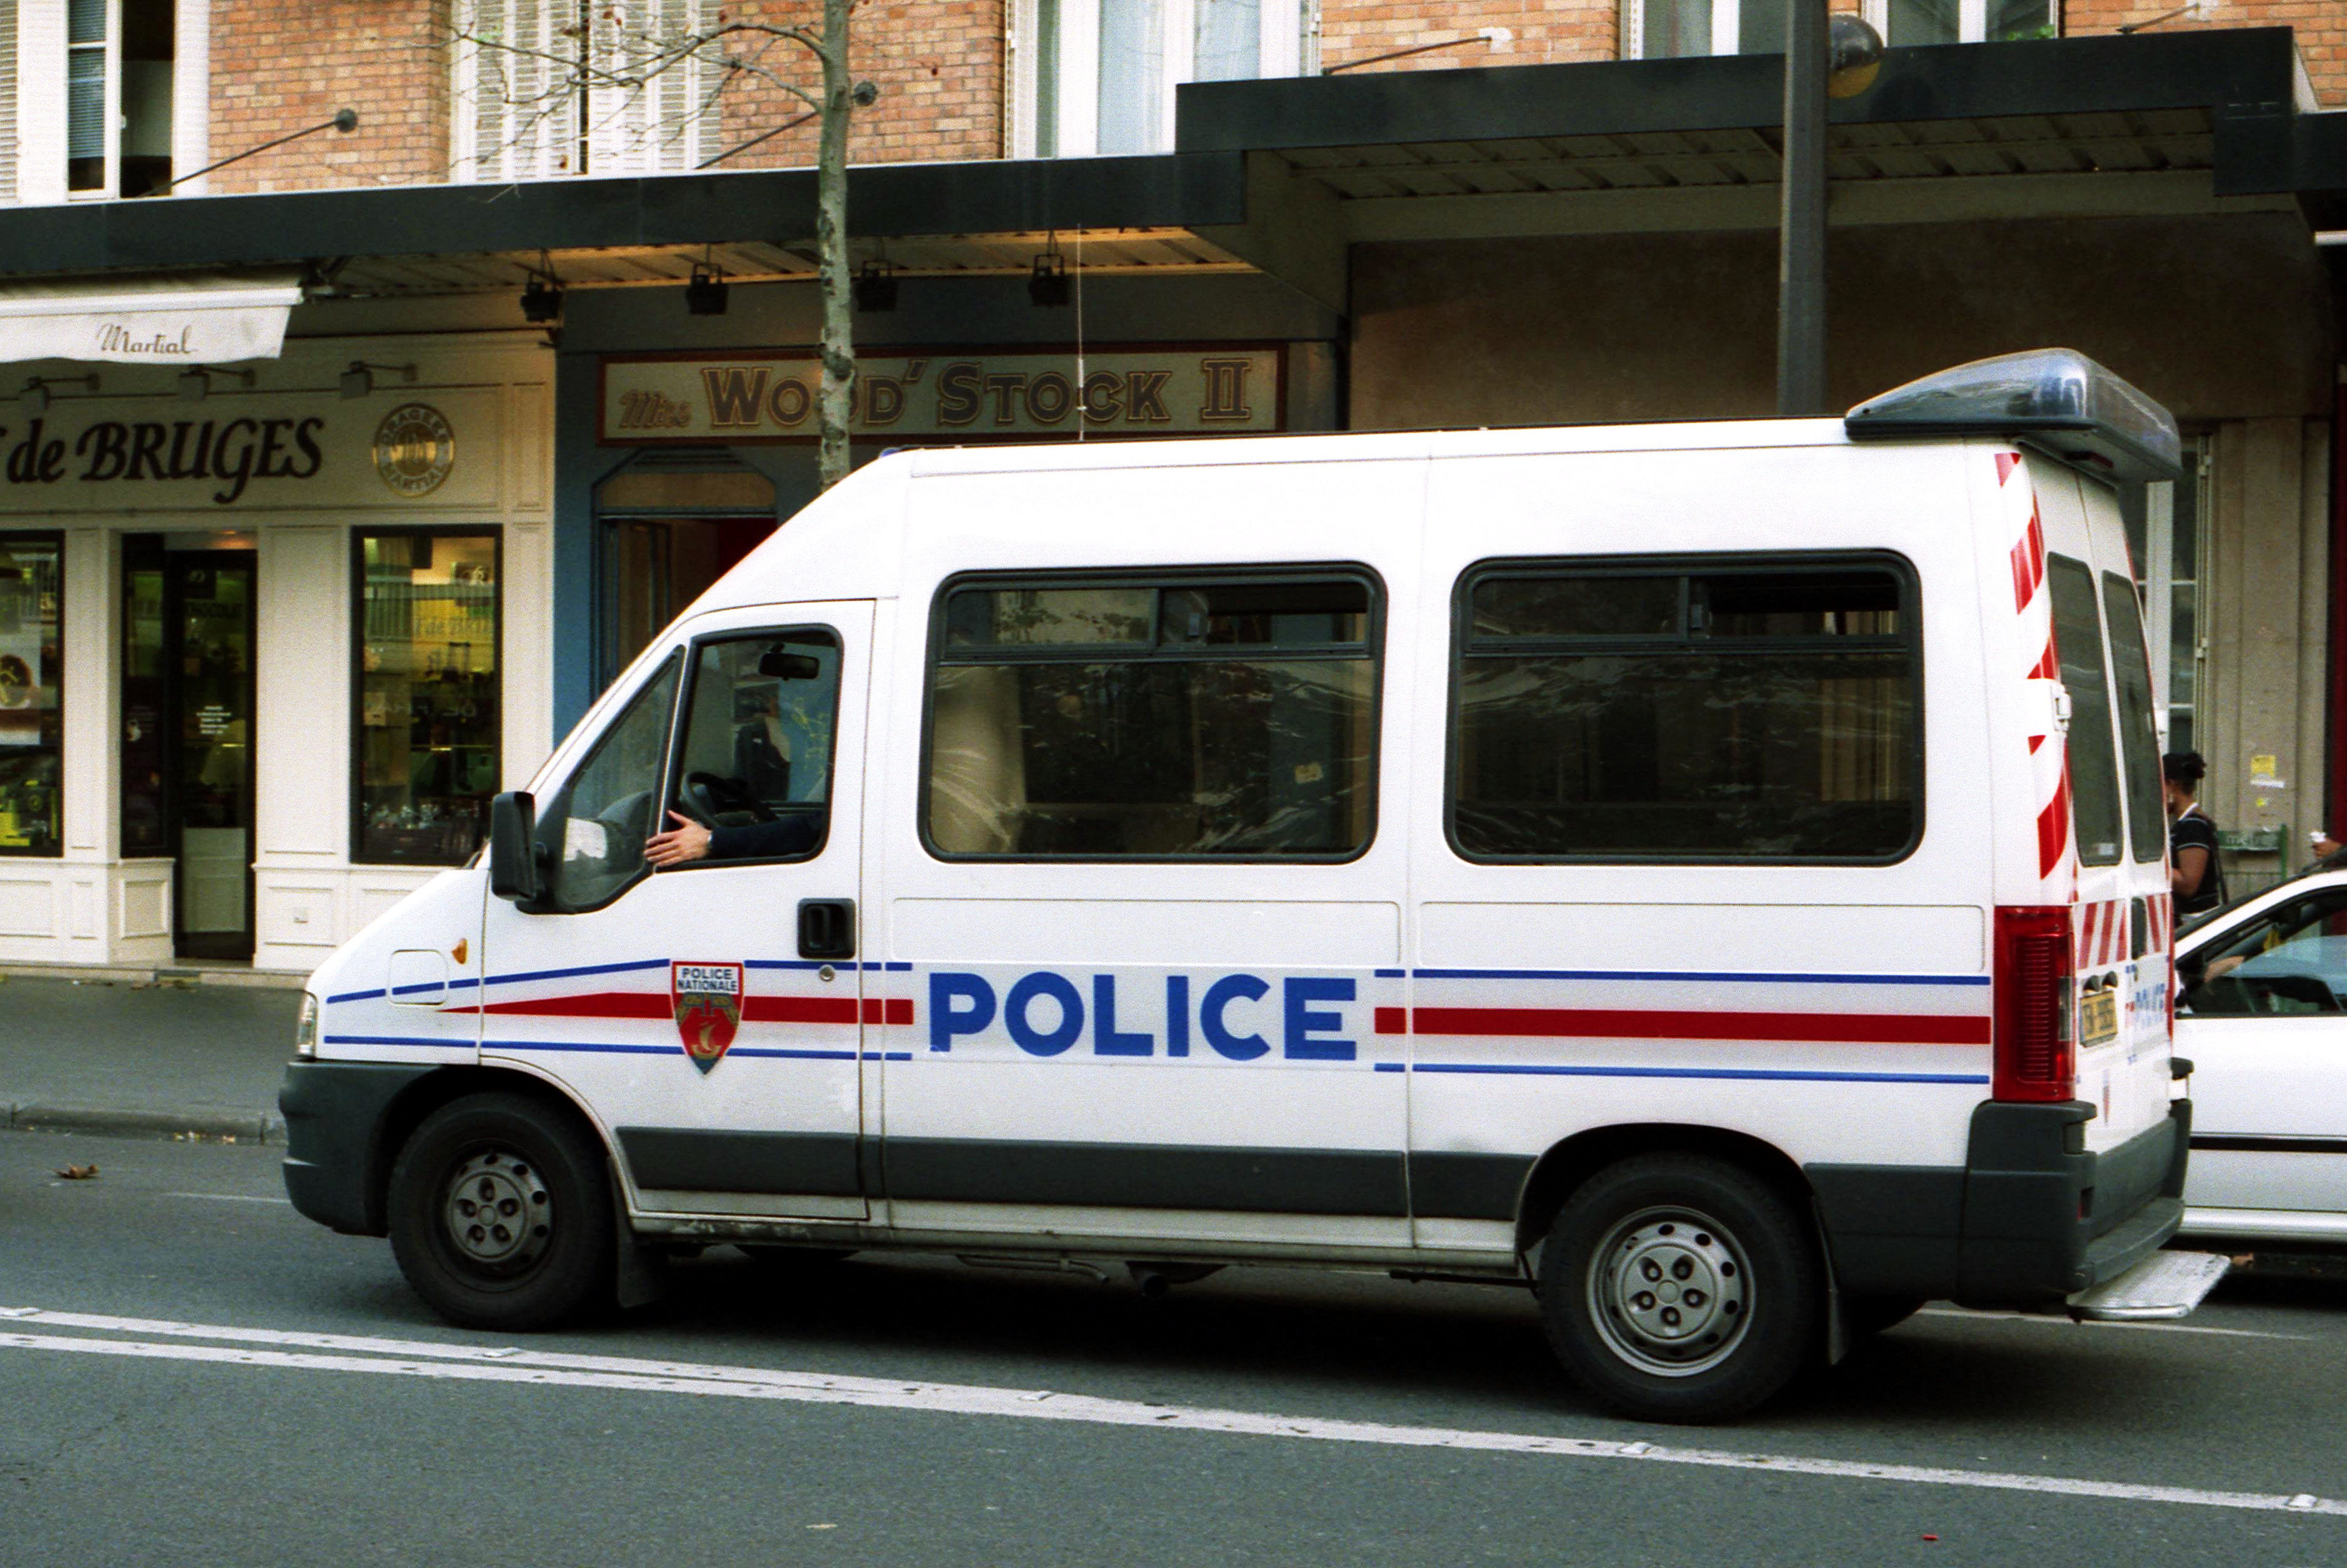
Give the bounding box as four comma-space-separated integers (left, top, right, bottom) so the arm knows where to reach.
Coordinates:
54, 1164, 98, 1180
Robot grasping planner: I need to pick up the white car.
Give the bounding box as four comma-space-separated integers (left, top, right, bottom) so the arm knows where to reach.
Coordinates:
2175, 868, 2347, 1245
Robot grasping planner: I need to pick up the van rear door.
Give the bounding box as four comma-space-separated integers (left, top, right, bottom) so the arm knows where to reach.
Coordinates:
2025, 457, 2174, 1154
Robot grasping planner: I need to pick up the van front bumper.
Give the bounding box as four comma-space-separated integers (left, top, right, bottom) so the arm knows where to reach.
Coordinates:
279, 1059, 438, 1237
1808, 1096, 2191, 1308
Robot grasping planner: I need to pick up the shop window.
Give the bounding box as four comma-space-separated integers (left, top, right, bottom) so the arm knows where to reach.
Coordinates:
452, 0, 712, 181
1012, 0, 1308, 157
354, 531, 502, 866
1626, 0, 2051, 56
535, 652, 681, 912
1450, 556, 1919, 862
0, 533, 62, 856
598, 462, 777, 692
66, 0, 176, 197
664, 630, 842, 866
925, 571, 1379, 860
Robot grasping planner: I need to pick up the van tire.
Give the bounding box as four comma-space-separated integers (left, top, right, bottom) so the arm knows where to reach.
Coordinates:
1537, 1154, 1821, 1424
388, 1093, 616, 1331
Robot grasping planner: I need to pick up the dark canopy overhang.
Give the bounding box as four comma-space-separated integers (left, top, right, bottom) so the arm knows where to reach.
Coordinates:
0, 27, 2333, 319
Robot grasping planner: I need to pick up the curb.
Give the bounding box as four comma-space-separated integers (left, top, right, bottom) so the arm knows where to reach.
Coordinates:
5, 1102, 285, 1145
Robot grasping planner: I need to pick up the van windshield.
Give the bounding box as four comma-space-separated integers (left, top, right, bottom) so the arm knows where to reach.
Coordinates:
2047, 556, 2122, 866
2102, 572, 2167, 865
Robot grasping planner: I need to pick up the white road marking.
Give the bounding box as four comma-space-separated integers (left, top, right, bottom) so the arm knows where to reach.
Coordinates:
1, 1306, 2341, 1517
163, 1192, 292, 1205
1916, 1307, 2313, 1341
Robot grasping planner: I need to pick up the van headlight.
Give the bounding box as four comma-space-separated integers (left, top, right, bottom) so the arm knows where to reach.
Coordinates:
295, 992, 321, 1059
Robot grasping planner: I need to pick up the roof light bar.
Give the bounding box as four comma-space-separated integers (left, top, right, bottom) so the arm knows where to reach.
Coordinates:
1844, 348, 2182, 484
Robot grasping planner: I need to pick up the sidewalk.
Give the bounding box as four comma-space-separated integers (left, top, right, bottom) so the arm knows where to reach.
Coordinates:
0, 976, 301, 1143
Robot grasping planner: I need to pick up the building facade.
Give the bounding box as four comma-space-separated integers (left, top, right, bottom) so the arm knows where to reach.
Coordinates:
0, 329, 553, 971
0, 3, 2340, 971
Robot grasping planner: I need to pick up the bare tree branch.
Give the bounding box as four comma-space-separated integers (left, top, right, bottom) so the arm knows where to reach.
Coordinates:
440, 2, 865, 489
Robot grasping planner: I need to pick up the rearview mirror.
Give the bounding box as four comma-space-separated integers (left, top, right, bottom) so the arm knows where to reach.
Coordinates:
758, 647, 822, 680
488, 791, 540, 903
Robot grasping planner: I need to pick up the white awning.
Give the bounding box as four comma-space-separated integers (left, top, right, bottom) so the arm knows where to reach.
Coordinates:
0, 270, 305, 366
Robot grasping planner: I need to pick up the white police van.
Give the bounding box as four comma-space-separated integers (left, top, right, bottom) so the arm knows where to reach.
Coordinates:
282, 350, 2225, 1423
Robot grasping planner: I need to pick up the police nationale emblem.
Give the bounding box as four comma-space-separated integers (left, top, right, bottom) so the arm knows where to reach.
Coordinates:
671, 961, 745, 1074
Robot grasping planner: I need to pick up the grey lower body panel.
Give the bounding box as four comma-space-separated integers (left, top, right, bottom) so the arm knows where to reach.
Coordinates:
278, 1059, 440, 1236
1810, 1098, 2192, 1306
612, 1131, 1538, 1221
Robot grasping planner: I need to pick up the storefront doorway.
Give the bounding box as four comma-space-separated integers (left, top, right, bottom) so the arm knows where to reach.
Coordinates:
596, 457, 779, 692
123, 537, 258, 959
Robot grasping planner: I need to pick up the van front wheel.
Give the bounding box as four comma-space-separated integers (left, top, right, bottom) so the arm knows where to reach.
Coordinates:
388, 1094, 616, 1331
1537, 1155, 1821, 1423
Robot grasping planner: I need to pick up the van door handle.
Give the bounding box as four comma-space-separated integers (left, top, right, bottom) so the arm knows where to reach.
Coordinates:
797, 898, 857, 961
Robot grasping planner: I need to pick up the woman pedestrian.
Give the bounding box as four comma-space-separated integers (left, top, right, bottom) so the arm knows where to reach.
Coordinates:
2164, 751, 2227, 917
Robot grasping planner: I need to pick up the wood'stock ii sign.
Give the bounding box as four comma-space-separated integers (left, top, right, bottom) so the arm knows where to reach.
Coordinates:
601, 348, 1285, 444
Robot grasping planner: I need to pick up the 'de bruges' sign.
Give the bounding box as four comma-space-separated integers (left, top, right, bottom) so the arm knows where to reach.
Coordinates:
599, 348, 1284, 444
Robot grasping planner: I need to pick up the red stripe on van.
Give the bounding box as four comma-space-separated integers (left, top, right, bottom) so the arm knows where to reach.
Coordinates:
456, 991, 887, 1027
1406, 1006, 1990, 1046
1374, 1007, 1408, 1035
2037, 772, 2072, 878
464, 991, 667, 1019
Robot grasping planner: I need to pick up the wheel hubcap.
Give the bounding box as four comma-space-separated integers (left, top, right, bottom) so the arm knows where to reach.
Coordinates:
441, 1149, 553, 1272
1588, 1205, 1751, 1376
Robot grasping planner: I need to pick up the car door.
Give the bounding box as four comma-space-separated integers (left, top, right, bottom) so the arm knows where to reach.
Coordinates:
476, 601, 874, 1222
2177, 883, 2347, 1231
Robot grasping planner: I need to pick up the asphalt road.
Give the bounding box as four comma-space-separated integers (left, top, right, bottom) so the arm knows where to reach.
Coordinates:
4, 1129, 2346, 1567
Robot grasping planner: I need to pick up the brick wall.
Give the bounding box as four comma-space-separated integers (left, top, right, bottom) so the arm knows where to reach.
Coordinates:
1321, 0, 1619, 75
702, 0, 1004, 169
190, 1, 2347, 196
2065, 3, 2345, 107
207, 1, 448, 194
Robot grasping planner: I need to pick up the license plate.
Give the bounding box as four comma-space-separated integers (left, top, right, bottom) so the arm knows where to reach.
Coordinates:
2079, 989, 2119, 1046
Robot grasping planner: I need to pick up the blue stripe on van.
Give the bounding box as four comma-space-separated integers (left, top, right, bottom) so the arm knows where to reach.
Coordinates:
322, 1035, 463, 1048
1412, 968, 1990, 987
325, 989, 386, 1004
482, 959, 672, 987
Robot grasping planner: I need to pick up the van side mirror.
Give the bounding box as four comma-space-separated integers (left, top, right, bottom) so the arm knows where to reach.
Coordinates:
758, 647, 822, 680
489, 791, 541, 903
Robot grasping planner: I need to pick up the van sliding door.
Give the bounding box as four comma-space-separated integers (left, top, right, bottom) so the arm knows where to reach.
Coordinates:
879, 563, 1412, 1249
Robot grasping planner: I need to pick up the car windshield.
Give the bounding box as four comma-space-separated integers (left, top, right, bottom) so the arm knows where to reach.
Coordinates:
2180, 885, 2347, 1016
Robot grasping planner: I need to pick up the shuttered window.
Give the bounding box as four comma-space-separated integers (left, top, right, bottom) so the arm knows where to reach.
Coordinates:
0, 4, 18, 203
452, 0, 711, 182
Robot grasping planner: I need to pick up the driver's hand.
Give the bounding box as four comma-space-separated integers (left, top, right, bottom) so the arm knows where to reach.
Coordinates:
646, 810, 713, 868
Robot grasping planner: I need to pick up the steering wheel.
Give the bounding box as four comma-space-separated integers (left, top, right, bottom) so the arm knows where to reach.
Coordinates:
681, 771, 774, 826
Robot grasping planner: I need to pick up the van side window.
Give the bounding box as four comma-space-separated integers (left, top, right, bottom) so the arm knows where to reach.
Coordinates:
534, 654, 683, 911
2101, 572, 2167, 866
925, 572, 1379, 860
1450, 556, 1919, 861
666, 630, 842, 865
2045, 556, 2123, 866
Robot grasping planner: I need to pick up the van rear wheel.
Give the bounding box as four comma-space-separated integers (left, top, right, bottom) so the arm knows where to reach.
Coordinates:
388, 1093, 615, 1331
1537, 1154, 1821, 1424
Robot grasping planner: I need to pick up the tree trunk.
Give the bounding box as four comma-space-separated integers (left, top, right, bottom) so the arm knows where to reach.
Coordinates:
815, 0, 854, 491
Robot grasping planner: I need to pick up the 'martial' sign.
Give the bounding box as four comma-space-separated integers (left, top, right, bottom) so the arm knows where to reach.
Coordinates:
599, 348, 1284, 444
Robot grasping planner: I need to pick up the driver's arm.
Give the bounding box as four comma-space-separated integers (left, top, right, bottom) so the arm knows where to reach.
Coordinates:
645, 810, 712, 867
647, 811, 819, 868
